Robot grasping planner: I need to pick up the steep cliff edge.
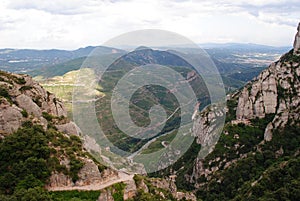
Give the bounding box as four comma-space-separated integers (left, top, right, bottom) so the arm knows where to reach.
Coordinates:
294, 22, 300, 53
184, 23, 300, 201
0, 71, 120, 197
236, 23, 300, 141
0, 71, 78, 135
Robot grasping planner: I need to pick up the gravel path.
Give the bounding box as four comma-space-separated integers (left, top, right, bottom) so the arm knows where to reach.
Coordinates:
48, 171, 134, 191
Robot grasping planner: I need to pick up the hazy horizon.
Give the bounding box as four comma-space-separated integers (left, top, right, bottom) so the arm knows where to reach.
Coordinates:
0, 42, 293, 51
0, 0, 299, 50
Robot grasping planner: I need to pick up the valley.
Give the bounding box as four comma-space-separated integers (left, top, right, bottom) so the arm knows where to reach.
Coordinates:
0, 28, 299, 201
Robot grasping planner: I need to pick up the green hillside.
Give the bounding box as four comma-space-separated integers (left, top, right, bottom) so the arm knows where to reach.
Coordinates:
37, 68, 104, 118
31, 57, 86, 78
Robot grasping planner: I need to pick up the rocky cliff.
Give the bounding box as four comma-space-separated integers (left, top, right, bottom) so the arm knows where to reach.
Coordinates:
236, 23, 300, 141
0, 71, 120, 191
178, 23, 300, 201
294, 22, 300, 53
0, 71, 79, 135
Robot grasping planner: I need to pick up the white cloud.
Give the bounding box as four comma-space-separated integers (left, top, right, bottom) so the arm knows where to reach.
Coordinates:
0, 0, 299, 49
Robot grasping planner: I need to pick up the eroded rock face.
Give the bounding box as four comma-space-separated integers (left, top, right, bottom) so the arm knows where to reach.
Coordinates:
46, 158, 118, 189
236, 66, 278, 120
98, 189, 114, 201
189, 23, 300, 189
148, 177, 197, 201
123, 180, 137, 200
236, 54, 300, 141
294, 22, 300, 54
235, 23, 300, 141
0, 71, 69, 134
56, 122, 81, 135
47, 173, 73, 188
16, 94, 42, 117
192, 103, 226, 153
0, 98, 23, 134
77, 159, 118, 186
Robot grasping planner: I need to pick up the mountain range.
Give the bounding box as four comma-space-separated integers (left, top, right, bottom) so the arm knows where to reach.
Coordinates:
0, 24, 299, 201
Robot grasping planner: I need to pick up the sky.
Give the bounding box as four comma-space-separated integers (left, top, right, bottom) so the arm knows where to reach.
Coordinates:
0, 0, 299, 50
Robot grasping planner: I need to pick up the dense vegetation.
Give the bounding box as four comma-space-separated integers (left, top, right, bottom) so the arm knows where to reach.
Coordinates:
50, 190, 101, 201
196, 125, 300, 201
0, 125, 53, 200
0, 123, 105, 201
150, 92, 300, 201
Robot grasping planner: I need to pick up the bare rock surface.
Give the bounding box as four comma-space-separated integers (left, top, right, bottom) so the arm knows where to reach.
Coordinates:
123, 180, 137, 200
294, 22, 300, 53
189, 23, 300, 189
0, 71, 69, 134
98, 189, 114, 201
56, 122, 81, 135
0, 98, 23, 134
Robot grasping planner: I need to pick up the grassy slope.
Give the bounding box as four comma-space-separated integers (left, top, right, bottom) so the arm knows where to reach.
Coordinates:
36, 69, 104, 118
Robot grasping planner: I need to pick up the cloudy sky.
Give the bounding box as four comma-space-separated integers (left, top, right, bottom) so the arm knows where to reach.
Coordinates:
0, 0, 299, 50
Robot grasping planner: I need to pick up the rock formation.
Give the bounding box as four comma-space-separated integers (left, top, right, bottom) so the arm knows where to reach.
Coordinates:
46, 158, 118, 190
233, 23, 300, 141
235, 47, 300, 141
134, 176, 197, 201
294, 22, 300, 54
98, 189, 114, 201
188, 22, 300, 189
0, 71, 121, 191
0, 71, 80, 135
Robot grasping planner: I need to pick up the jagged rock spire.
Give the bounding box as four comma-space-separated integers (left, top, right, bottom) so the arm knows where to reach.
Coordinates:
293, 22, 300, 53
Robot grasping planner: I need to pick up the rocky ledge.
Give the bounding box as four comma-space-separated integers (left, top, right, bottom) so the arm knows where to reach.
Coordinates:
0, 71, 79, 136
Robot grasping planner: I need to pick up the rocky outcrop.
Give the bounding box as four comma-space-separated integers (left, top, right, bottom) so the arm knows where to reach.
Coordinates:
77, 159, 117, 186
0, 71, 70, 134
16, 94, 42, 117
294, 22, 300, 54
192, 103, 226, 156
0, 71, 122, 193
98, 189, 114, 201
236, 53, 300, 140
0, 98, 23, 134
188, 22, 300, 190
123, 180, 137, 200
146, 177, 197, 201
235, 25, 300, 141
236, 64, 278, 120
55, 122, 81, 135
47, 173, 73, 188
46, 158, 118, 189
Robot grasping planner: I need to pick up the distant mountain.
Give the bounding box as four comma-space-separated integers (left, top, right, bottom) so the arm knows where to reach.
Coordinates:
199, 42, 291, 51
0, 42, 288, 94
0, 46, 124, 73
30, 57, 86, 78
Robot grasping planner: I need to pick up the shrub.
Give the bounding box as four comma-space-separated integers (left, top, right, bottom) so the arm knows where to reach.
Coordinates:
21, 109, 28, 118
42, 112, 53, 122
0, 87, 12, 103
